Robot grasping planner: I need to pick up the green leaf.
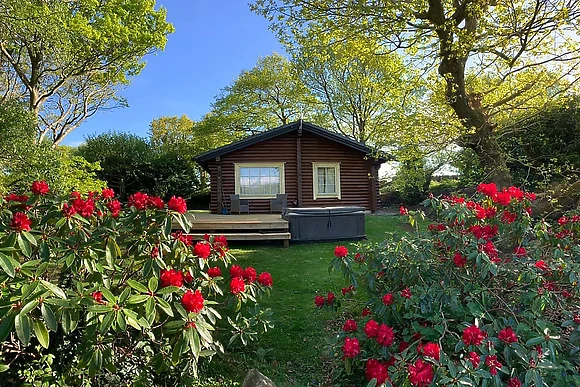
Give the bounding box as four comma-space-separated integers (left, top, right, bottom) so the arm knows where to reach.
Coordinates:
100, 312, 115, 334
100, 288, 116, 304
145, 297, 155, 318
0, 253, 15, 277
127, 295, 149, 305
156, 297, 174, 317
40, 280, 67, 299
148, 277, 158, 292
0, 313, 15, 341
0, 364, 9, 373
90, 349, 103, 378
118, 287, 131, 305
32, 319, 49, 349
127, 280, 148, 294
123, 309, 141, 330
41, 304, 57, 332
20, 300, 38, 315
105, 238, 118, 266
17, 233, 32, 258
87, 305, 112, 313
15, 313, 30, 346
525, 336, 545, 346
116, 311, 127, 331
21, 231, 37, 247
156, 286, 179, 295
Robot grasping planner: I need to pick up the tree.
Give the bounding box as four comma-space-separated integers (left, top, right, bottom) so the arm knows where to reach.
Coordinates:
252, 0, 580, 186
208, 53, 319, 135
0, 0, 173, 145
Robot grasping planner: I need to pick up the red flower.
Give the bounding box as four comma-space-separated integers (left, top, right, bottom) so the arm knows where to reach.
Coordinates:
354, 253, 364, 262
183, 270, 193, 283
62, 203, 76, 218
342, 337, 360, 358
326, 292, 335, 305
314, 295, 325, 308
193, 241, 211, 259
563, 290, 573, 299
257, 272, 273, 287
477, 182, 497, 197
468, 351, 480, 367
243, 267, 257, 283
91, 291, 105, 304
401, 288, 412, 299
101, 188, 115, 199
485, 206, 497, 218
172, 231, 193, 246
10, 212, 32, 232
5, 193, 28, 203
399, 340, 410, 352
72, 198, 95, 218
474, 205, 486, 220
230, 277, 245, 295
408, 359, 434, 387
168, 195, 187, 214
106, 200, 122, 218
362, 307, 371, 317
399, 206, 409, 215
148, 196, 165, 209
150, 246, 159, 259
462, 325, 486, 346
342, 319, 357, 332
502, 211, 516, 224
494, 190, 512, 206
229, 264, 244, 278
213, 235, 229, 255
203, 233, 210, 241
479, 240, 500, 262
535, 260, 548, 271
128, 192, 149, 210
419, 342, 440, 361
364, 319, 379, 338
498, 327, 518, 344
507, 186, 524, 201
507, 378, 522, 387
513, 246, 527, 257
453, 252, 467, 267
525, 192, 537, 201
469, 224, 498, 240
365, 359, 389, 385
485, 354, 502, 375
382, 293, 394, 306
574, 314, 580, 324
31, 181, 50, 195
207, 267, 222, 278
160, 269, 184, 288
376, 323, 395, 347
182, 289, 204, 313
334, 245, 348, 258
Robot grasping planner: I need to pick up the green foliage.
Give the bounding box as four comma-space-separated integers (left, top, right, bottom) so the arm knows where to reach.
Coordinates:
0, 185, 274, 385
318, 186, 580, 386
453, 148, 486, 188
390, 157, 428, 205
0, 0, 173, 144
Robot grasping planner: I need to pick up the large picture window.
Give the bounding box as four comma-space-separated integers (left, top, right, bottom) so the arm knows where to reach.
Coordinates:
312, 162, 341, 199
234, 163, 285, 199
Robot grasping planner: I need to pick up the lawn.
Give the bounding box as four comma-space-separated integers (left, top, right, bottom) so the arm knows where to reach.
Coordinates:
194, 214, 404, 387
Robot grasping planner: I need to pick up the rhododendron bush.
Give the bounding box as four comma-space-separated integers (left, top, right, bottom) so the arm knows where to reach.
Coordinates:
320, 184, 580, 386
0, 183, 273, 384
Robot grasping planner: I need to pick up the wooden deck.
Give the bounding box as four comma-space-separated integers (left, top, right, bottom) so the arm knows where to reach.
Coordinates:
174, 213, 291, 247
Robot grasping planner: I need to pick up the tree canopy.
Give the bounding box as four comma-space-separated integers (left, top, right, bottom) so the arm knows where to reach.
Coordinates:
252, 0, 580, 186
0, 0, 173, 145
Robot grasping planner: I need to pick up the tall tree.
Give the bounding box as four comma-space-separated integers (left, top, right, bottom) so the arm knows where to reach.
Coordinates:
0, 0, 173, 145
209, 53, 319, 135
252, 0, 580, 186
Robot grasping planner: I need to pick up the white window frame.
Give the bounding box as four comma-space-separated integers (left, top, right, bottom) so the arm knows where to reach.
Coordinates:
234, 162, 285, 199
312, 162, 341, 200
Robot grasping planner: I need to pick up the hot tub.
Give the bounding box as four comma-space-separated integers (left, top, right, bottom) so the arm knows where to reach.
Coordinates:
282, 207, 366, 242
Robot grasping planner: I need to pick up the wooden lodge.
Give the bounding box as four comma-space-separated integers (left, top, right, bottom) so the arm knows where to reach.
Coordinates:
195, 121, 386, 214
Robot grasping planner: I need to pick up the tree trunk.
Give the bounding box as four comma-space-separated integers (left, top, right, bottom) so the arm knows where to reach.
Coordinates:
462, 128, 512, 188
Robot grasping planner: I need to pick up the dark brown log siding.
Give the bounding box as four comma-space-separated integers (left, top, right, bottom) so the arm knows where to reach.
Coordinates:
206, 129, 378, 213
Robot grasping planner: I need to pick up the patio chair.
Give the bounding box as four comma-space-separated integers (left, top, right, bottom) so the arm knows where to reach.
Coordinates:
230, 194, 249, 214
269, 193, 287, 213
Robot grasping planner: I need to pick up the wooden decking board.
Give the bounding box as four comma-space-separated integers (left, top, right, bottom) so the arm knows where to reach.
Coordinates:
186, 232, 291, 241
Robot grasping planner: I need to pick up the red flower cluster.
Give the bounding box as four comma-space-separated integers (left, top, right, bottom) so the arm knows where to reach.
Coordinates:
364, 319, 379, 338
382, 293, 394, 305
128, 192, 149, 210
408, 359, 434, 387
72, 198, 95, 218
172, 231, 193, 246
342, 285, 355, 296
343, 319, 357, 332
243, 267, 257, 283
502, 211, 517, 224
257, 272, 273, 287
168, 196, 187, 214
428, 223, 446, 232
376, 323, 395, 347
314, 295, 325, 308
418, 342, 440, 361
91, 291, 106, 304
326, 292, 335, 305
362, 308, 371, 317
401, 288, 412, 299
507, 378, 522, 387
365, 359, 389, 385
31, 181, 50, 195
182, 289, 204, 313
354, 253, 364, 262
230, 277, 245, 294
10, 212, 32, 232
207, 267, 221, 278
462, 325, 487, 346
106, 200, 122, 218
498, 327, 518, 344
5, 193, 29, 204
469, 224, 498, 240
334, 245, 348, 258
230, 265, 244, 278
193, 241, 211, 259
213, 235, 228, 256
535, 260, 549, 271
62, 203, 76, 218
453, 252, 467, 267
399, 206, 409, 215
101, 188, 115, 199
468, 351, 480, 367
183, 270, 193, 283
513, 246, 527, 257
485, 354, 502, 375
479, 240, 500, 262
149, 196, 164, 209
342, 337, 360, 358
160, 269, 183, 288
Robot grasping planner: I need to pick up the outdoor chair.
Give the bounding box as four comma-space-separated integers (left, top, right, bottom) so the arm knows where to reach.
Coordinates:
269, 193, 287, 213
230, 194, 249, 214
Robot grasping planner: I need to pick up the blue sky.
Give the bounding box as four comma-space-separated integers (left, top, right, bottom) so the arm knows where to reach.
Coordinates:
62, 1, 284, 146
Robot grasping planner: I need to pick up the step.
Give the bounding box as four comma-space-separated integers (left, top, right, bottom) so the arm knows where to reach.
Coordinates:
186, 232, 291, 241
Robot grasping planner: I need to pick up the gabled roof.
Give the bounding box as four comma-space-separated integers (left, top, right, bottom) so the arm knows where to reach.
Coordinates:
195, 120, 388, 166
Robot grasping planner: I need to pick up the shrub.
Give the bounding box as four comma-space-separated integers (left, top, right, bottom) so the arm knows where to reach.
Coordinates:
319, 184, 580, 386
0, 183, 273, 385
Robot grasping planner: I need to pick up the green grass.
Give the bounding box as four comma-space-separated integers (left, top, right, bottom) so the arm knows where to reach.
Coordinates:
196, 214, 404, 386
